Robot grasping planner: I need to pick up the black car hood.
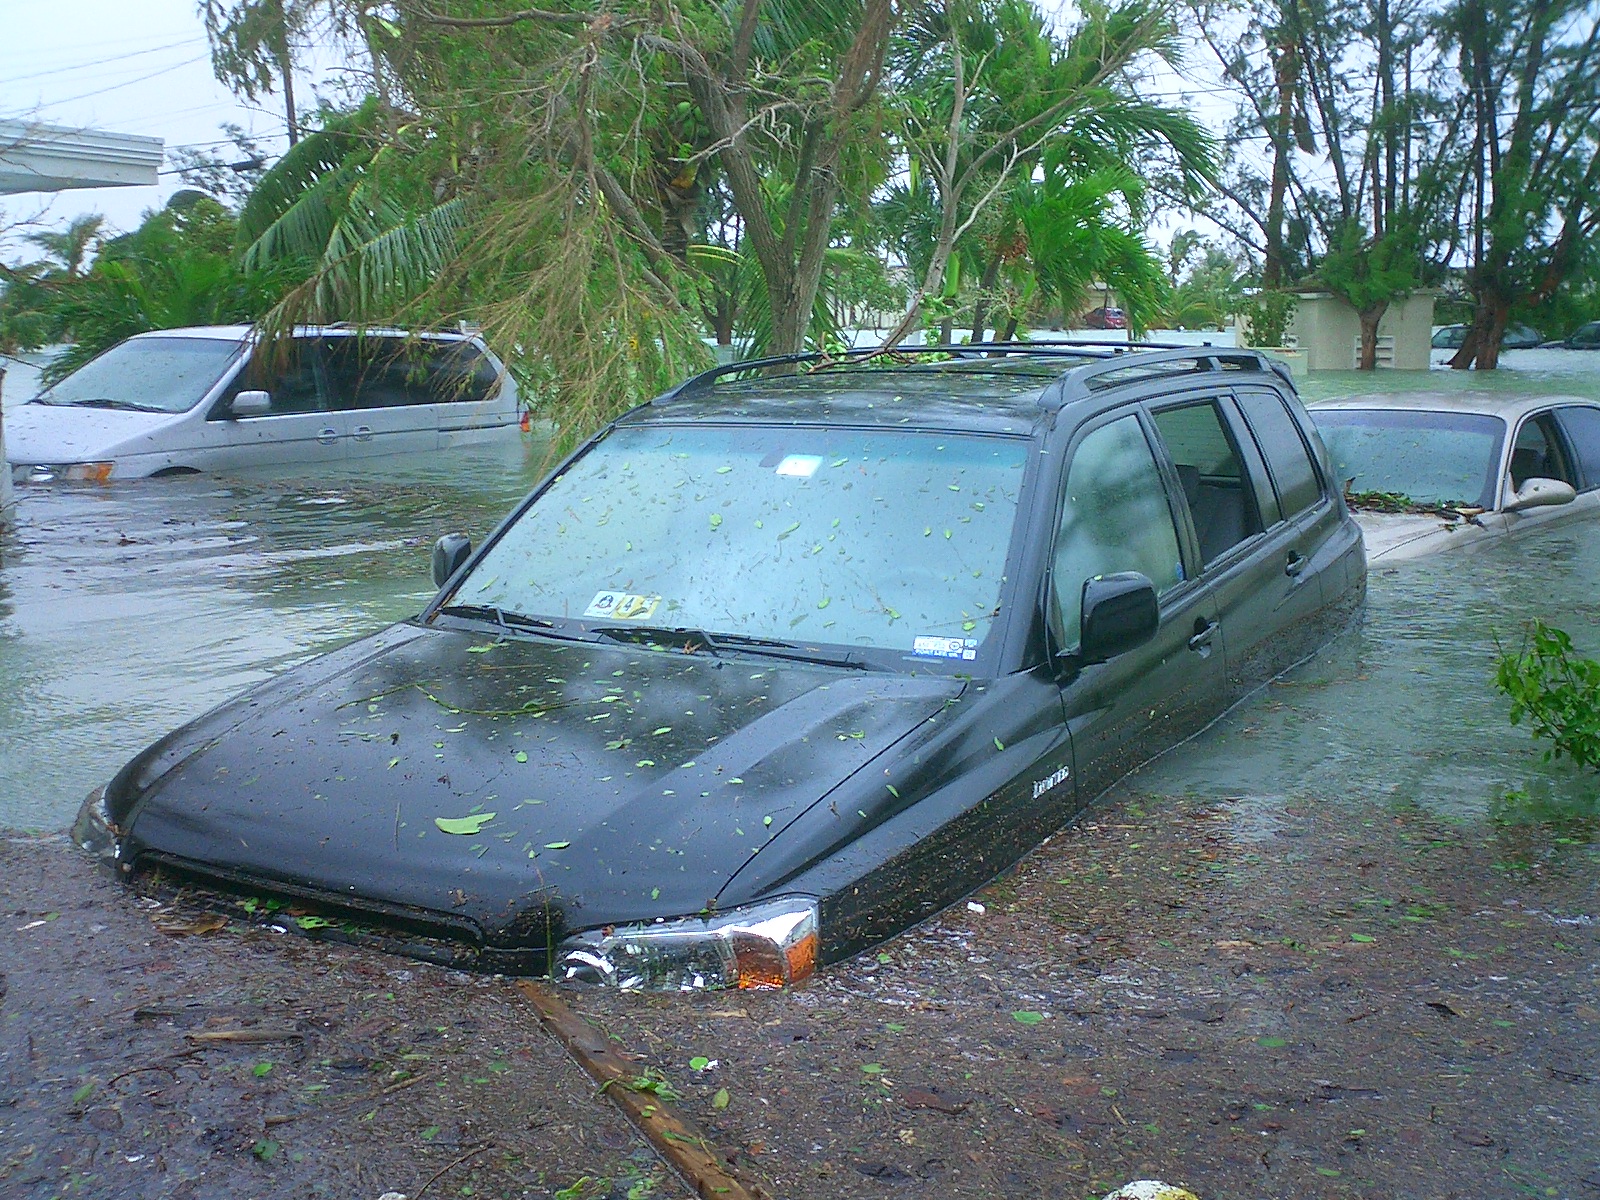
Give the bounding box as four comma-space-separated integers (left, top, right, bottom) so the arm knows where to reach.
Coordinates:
109, 622, 965, 947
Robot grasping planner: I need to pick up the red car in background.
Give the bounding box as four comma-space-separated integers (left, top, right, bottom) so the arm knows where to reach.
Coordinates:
1084, 306, 1127, 330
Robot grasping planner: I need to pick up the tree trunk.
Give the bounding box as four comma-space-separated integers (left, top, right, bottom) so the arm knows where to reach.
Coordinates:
1356, 303, 1387, 369
968, 253, 1001, 344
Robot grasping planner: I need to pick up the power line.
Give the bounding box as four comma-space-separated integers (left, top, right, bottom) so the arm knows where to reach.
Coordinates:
0, 38, 204, 86
31, 55, 211, 109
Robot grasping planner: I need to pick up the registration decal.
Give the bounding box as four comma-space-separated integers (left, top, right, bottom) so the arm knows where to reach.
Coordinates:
583, 591, 662, 620
912, 635, 978, 660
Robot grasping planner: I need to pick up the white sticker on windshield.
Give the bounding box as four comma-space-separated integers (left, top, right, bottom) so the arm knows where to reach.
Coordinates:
775, 454, 824, 478
584, 591, 662, 620
912, 635, 979, 660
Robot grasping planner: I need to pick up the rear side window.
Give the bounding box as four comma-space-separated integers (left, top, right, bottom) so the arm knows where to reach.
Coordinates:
427, 343, 499, 403
1554, 406, 1600, 491
1052, 415, 1184, 647
1236, 389, 1323, 517
322, 337, 434, 410
1150, 399, 1263, 566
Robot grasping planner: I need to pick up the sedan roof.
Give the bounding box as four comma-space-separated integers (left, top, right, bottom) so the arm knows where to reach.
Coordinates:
1310, 391, 1599, 424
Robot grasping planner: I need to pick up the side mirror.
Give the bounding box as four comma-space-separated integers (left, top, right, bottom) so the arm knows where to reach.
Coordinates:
1504, 477, 1577, 513
231, 389, 271, 417
432, 533, 473, 588
1079, 572, 1159, 665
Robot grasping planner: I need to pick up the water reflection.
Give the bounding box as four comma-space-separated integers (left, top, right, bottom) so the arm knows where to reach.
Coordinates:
0, 438, 545, 830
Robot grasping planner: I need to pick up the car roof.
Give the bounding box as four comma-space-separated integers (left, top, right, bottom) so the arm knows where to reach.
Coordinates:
628, 344, 1296, 437
126, 324, 480, 344
1309, 391, 1599, 423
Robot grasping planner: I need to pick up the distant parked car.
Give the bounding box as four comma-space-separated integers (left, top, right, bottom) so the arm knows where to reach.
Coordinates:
1543, 320, 1600, 350
76, 344, 1364, 989
1083, 306, 1127, 330
1430, 323, 1543, 351
1310, 393, 1600, 561
6, 325, 518, 483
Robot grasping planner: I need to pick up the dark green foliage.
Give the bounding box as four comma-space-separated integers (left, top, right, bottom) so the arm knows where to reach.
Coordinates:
1495, 621, 1600, 774
1237, 290, 1296, 348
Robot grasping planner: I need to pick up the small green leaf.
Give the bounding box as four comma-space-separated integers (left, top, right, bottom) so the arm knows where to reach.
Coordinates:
712, 1087, 730, 1109
763, 815, 772, 827
421, 1125, 441, 1141
387, 757, 401, 769
709, 513, 723, 529
1011, 1011, 1046, 1025
514, 750, 528, 763
993, 737, 1005, 751
885, 784, 900, 798
1350, 932, 1376, 943
466, 644, 496, 654
544, 841, 571, 850
253, 1061, 274, 1078
650, 887, 660, 900
817, 596, 830, 609
1257, 1035, 1288, 1048
252, 1139, 279, 1161
435, 813, 496, 835
689, 1056, 710, 1071
860, 1062, 884, 1075
295, 915, 331, 930
71, 1081, 96, 1106
652, 727, 672, 736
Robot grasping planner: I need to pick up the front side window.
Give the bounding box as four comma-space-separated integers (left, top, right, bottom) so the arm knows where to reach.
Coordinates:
454, 424, 1028, 659
1052, 415, 1183, 648
1151, 400, 1263, 565
1554, 406, 1600, 490
38, 336, 245, 414
322, 337, 435, 410
1510, 413, 1575, 489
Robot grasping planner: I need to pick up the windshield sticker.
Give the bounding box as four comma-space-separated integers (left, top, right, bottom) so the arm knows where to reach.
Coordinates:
584, 591, 662, 620
775, 454, 824, 478
912, 635, 979, 661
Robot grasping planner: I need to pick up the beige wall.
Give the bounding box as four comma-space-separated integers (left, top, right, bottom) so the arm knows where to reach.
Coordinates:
1285, 291, 1435, 371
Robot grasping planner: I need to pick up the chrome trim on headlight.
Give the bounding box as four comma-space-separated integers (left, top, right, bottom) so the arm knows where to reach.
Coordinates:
556, 896, 819, 991
70, 785, 125, 869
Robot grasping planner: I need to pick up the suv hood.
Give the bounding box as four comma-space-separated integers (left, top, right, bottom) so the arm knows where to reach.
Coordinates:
5, 401, 177, 465
105, 622, 964, 951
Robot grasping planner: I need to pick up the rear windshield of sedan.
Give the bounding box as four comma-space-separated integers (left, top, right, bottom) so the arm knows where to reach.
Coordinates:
38, 336, 246, 413
459, 424, 1029, 659
1313, 408, 1505, 508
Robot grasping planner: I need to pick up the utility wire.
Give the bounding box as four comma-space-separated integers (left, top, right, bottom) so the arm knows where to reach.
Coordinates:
0, 38, 203, 86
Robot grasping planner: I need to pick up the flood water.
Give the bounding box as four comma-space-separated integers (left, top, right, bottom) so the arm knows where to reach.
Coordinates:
3, 347, 1598, 831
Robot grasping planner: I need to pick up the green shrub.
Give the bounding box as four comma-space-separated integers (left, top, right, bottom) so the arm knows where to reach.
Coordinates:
1237, 290, 1297, 348
1494, 621, 1600, 772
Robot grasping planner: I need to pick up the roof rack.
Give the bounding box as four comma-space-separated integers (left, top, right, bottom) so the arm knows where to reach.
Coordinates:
654, 341, 1290, 406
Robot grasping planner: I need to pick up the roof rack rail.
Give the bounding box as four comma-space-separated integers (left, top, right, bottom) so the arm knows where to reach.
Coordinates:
655, 340, 1218, 402
654, 341, 1289, 405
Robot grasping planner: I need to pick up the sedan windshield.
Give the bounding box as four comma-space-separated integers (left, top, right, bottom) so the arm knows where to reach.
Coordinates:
37, 336, 246, 413
1313, 408, 1505, 509
453, 424, 1029, 661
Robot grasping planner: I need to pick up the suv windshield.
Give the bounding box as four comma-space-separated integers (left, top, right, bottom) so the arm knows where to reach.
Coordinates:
1314, 408, 1505, 508
453, 424, 1028, 660
38, 336, 246, 413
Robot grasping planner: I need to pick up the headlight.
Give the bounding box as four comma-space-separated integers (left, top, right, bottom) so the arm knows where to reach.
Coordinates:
70, 784, 126, 869
556, 896, 819, 991
18, 462, 115, 484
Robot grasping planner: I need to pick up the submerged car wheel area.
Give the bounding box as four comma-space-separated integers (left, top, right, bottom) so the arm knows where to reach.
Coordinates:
75, 344, 1365, 989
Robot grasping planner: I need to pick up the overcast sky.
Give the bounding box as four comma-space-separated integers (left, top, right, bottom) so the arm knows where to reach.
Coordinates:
0, 0, 332, 241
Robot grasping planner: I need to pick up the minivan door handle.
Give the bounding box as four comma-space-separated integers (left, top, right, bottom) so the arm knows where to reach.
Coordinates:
351, 424, 373, 441
1284, 549, 1306, 577
318, 426, 340, 444
1188, 617, 1218, 653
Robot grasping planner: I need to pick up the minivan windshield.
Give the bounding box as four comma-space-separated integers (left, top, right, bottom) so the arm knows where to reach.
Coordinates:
37, 335, 246, 413
1313, 408, 1505, 508
453, 424, 1029, 661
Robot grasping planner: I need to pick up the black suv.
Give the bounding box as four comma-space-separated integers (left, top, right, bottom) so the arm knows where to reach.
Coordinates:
76, 345, 1365, 990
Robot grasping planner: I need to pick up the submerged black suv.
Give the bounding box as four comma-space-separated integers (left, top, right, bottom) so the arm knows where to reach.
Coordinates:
76, 345, 1365, 989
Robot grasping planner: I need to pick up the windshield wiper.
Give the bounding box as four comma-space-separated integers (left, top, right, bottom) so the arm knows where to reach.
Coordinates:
435, 604, 597, 642
54, 397, 164, 412
592, 624, 867, 669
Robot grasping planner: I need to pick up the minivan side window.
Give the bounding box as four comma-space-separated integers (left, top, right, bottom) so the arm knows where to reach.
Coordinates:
1236, 390, 1323, 518
1150, 399, 1264, 566
1052, 414, 1184, 647
219, 338, 324, 416
322, 337, 435, 410
426, 343, 499, 403
1552, 406, 1600, 491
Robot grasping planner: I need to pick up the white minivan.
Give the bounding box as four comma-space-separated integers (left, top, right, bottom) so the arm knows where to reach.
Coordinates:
6, 325, 520, 482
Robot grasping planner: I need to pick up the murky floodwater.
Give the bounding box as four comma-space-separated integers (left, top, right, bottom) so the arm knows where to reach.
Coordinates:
3, 347, 1598, 831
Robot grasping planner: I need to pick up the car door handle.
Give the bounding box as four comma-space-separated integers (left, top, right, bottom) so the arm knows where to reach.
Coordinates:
1284, 550, 1306, 577
352, 425, 373, 441
1188, 618, 1218, 652
318, 427, 340, 444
